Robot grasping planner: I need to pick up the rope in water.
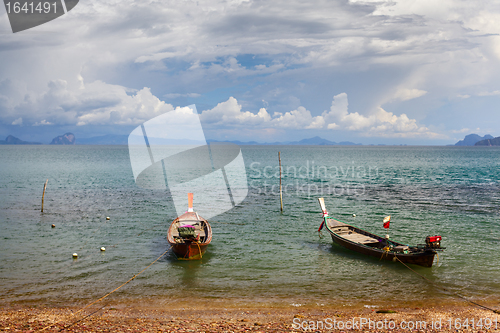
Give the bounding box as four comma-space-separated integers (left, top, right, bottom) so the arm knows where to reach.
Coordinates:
394, 256, 500, 315
37, 246, 172, 331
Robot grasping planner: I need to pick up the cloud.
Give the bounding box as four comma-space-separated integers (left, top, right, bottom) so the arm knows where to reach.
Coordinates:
33, 120, 53, 126
2, 0, 500, 142
74, 84, 175, 126
450, 127, 484, 134
0, 72, 444, 139
200, 97, 271, 126
392, 88, 427, 102
270, 107, 325, 129
200, 96, 326, 130
321, 93, 440, 137
11, 117, 22, 125
164, 93, 201, 99
200, 93, 441, 138
451, 128, 472, 134
0, 78, 175, 127
477, 90, 500, 96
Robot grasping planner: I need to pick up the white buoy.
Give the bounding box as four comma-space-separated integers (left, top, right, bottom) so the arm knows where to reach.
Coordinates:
100, 247, 105, 251
106, 217, 110, 220
385, 234, 390, 239
72, 253, 78, 258
352, 214, 356, 217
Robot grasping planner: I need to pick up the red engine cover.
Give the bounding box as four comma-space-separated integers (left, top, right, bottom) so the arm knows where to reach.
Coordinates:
427, 235, 442, 243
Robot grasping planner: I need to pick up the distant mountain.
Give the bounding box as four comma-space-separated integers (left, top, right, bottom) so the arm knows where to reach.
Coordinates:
50, 133, 75, 145
209, 139, 262, 145
455, 134, 493, 146
78, 134, 206, 145
209, 136, 361, 146
292, 136, 336, 145
59, 134, 362, 146
0, 135, 42, 145
77, 134, 128, 145
291, 136, 360, 146
475, 136, 500, 146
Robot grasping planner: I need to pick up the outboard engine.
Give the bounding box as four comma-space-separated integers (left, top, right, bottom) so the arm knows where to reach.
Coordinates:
425, 235, 442, 249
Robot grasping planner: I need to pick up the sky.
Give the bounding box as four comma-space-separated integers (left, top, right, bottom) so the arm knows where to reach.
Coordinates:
1, 0, 500, 145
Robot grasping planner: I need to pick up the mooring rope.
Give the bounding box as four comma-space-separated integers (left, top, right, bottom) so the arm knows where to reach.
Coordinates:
62, 306, 106, 330
37, 246, 172, 332
380, 247, 391, 261
196, 241, 202, 259
394, 256, 500, 315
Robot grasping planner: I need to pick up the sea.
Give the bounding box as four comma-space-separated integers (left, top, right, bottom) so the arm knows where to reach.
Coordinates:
0, 145, 499, 309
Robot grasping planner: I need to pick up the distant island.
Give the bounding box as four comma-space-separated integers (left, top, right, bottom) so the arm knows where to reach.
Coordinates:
0, 133, 362, 146
454, 134, 493, 146
475, 136, 500, 146
6, 132, 498, 146
76, 135, 361, 145
0, 135, 41, 145
50, 133, 76, 145
209, 136, 361, 146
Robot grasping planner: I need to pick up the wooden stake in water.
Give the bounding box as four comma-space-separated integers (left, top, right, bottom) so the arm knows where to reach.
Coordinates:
41, 179, 48, 213
279, 152, 283, 214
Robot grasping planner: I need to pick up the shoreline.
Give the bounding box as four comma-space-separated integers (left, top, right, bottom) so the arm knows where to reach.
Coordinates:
3, 294, 499, 309
1, 299, 499, 332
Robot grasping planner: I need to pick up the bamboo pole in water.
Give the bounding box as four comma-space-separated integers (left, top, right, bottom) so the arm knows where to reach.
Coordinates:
41, 179, 48, 213
279, 152, 283, 214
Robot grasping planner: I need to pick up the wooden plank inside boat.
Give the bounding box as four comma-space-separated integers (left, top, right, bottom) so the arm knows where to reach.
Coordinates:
342, 233, 379, 244
326, 218, 346, 228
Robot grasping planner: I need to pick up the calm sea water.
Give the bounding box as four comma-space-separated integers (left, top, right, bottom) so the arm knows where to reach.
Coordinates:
0, 145, 499, 307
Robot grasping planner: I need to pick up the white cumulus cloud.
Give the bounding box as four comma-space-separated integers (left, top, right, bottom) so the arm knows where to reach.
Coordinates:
200, 97, 271, 126
0, 78, 175, 127
200, 93, 441, 138
271, 106, 325, 129
322, 93, 440, 138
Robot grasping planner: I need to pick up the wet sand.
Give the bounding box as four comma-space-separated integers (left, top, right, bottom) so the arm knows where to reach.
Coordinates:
1, 300, 499, 332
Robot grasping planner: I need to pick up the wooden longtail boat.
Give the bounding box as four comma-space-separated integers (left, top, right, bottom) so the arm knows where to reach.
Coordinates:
318, 198, 443, 267
167, 193, 212, 260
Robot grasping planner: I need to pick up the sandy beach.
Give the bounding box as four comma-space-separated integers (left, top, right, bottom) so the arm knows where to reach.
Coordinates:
1, 299, 499, 332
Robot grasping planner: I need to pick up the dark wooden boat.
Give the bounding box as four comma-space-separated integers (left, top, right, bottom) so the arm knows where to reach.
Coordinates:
318, 198, 443, 267
167, 193, 212, 260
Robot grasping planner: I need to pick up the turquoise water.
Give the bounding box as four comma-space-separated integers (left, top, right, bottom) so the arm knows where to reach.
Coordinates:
0, 145, 499, 307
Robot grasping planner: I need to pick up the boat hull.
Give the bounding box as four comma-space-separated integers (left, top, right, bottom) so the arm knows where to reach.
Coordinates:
329, 232, 436, 267
167, 211, 212, 260
317, 198, 439, 268
171, 242, 209, 260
